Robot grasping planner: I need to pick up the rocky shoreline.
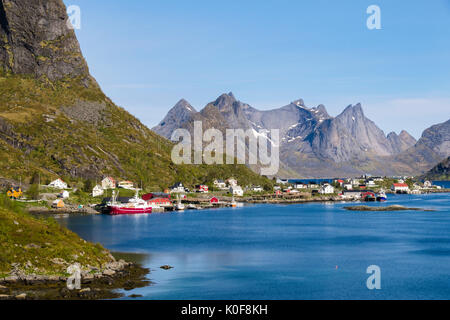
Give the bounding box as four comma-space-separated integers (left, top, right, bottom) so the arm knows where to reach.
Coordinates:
0, 259, 150, 300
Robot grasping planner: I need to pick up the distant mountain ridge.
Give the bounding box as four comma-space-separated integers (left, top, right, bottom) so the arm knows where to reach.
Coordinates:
153, 93, 450, 178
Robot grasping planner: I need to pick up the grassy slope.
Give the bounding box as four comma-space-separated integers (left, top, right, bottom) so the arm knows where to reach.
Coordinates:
0, 70, 272, 191
0, 195, 112, 277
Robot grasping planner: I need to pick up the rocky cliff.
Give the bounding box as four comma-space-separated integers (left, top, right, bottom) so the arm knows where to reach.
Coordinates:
0, 0, 94, 84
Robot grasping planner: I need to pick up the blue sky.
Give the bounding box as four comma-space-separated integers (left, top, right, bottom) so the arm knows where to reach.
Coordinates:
65, 0, 450, 138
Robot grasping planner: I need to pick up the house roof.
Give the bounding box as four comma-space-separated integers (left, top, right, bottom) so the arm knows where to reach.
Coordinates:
393, 183, 409, 187
171, 182, 184, 188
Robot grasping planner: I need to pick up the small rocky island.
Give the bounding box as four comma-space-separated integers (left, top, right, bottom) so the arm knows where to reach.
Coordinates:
343, 205, 436, 212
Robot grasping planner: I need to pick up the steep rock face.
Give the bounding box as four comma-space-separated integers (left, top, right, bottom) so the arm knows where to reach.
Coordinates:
210, 92, 254, 130
415, 119, 450, 158
387, 130, 417, 153
391, 119, 450, 175
0, 0, 93, 84
152, 99, 198, 139
307, 104, 393, 162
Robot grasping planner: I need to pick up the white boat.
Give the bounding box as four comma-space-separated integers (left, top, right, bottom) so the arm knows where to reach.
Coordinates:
230, 196, 237, 208
175, 194, 185, 211
376, 190, 387, 202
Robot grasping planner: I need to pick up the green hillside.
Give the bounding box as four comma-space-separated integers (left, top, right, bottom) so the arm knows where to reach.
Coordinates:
420, 157, 450, 181
0, 70, 271, 191
0, 195, 112, 276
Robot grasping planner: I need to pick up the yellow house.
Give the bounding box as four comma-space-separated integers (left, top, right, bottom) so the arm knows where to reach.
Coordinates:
52, 199, 65, 209
7, 187, 22, 199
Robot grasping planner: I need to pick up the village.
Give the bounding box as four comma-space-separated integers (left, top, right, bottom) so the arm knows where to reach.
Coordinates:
3, 174, 448, 215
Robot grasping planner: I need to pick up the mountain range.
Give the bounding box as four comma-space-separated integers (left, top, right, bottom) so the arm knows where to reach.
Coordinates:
153, 93, 450, 178
0, 0, 271, 190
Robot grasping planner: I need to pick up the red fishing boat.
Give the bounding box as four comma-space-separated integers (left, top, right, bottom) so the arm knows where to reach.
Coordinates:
106, 190, 152, 215
108, 206, 152, 215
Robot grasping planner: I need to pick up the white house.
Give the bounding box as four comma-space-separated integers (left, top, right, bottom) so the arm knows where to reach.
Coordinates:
343, 183, 353, 190
391, 183, 410, 193
276, 178, 289, 185
227, 178, 238, 187
92, 185, 104, 197
170, 182, 186, 193
230, 185, 244, 197
423, 181, 432, 188
118, 180, 134, 190
252, 186, 264, 192
342, 190, 363, 200
197, 185, 209, 193
101, 177, 116, 189
366, 179, 376, 187
319, 184, 335, 195
295, 183, 307, 189
49, 178, 68, 190
213, 179, 227, 190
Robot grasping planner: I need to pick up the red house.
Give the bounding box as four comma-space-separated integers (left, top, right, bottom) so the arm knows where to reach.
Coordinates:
196, 185, 209, 193
147, 198, 173, 207
210, 197, 219, 204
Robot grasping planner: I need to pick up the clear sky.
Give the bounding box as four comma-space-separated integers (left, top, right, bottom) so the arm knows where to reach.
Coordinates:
65, 0, 450, 139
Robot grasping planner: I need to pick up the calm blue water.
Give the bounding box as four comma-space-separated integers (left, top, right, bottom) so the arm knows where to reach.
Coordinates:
57, 192, 450, 300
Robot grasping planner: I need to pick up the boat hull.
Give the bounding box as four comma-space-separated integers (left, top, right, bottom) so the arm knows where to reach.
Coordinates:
107, 206, 152, 215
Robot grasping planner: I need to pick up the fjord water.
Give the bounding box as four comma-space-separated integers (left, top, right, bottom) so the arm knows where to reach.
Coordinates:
58, 193, 450, 300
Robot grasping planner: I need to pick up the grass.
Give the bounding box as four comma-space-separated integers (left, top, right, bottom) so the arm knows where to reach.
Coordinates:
0, 195, 113, 276
0, 70, 273, 192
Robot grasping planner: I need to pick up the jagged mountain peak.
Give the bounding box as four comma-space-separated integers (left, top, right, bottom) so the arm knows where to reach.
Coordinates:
399, 130, 416, 141
387, 130, 417, 153
173, 99, 197, 113
152, 99, 200, 138
214, 92, 238, 109
291, 99, 305, 107
342, 103, 364, 116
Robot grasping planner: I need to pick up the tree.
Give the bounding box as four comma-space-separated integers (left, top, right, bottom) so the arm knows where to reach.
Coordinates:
83, 180, 93, 193
27, 184, 40, 200
30, 171, 40, 185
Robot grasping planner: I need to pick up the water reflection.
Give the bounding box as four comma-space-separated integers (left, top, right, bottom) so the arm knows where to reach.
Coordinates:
58, 193, 450, 300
